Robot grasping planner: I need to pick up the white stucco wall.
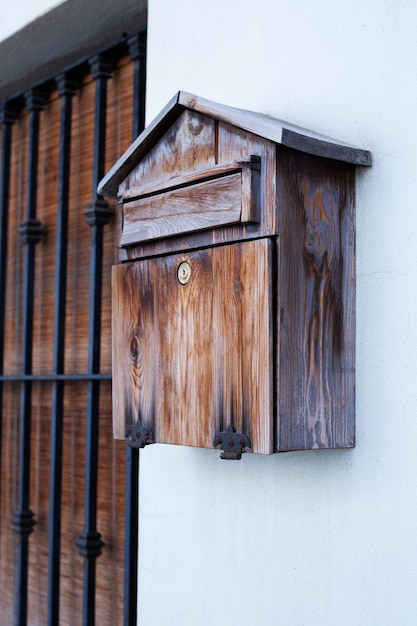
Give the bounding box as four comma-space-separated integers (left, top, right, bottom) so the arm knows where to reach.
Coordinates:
140, 2, 417, 625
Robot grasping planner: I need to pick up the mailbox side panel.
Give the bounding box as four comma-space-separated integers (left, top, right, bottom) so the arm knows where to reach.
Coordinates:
276, 147, 355, 451
112, 239, 273, 454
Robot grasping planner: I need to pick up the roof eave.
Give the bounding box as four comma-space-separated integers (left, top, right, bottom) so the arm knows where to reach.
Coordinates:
98, 90, 371, 198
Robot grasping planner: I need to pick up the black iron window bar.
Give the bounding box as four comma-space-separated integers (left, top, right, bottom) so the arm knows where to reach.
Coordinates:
12, 86, 46, 626
48, 71, 79, 626
75, 52, 113, 626
0, 29, 146, 626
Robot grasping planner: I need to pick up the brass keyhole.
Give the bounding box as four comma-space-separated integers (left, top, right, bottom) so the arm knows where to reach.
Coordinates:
177, 261, 191, 285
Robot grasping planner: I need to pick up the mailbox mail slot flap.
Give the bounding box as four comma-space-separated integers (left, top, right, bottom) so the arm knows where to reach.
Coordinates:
119, 157, 260, 247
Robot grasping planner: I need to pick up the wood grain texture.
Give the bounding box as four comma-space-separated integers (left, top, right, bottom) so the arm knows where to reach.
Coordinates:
179, 92, 370, 166
120, 126, 276, 262
112, 239, 273, 454
216, 121, 275, 234
121, 173, 243, 246
108, 97, 360, 457
118, 109, 216, 196
276, 147, 355, 451
98, 90, 371, 197
118, 157, 257, 202
241, 164, 259, 222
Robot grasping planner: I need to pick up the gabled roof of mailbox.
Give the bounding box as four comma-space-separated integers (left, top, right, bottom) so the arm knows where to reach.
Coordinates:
98, 91, 372, 198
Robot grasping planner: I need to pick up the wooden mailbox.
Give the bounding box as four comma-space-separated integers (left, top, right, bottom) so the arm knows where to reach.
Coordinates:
98, 91, 371, 458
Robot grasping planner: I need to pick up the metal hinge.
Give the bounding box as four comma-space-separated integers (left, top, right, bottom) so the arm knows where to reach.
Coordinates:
213, 425, 251, 460
126, 420, 154, 448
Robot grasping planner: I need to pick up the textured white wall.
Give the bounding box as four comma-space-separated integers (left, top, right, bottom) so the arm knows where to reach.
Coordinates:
0, 0, 63, 41
141, 1, 417, 624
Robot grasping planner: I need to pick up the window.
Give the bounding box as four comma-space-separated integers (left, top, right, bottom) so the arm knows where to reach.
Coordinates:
0, 31, 145, 625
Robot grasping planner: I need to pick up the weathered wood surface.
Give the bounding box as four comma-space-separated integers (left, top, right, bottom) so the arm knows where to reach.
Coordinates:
120, 173, 242, 246
107, 94, 363, 455
118, 121, 275, 262
98, 90, 371, 197
217, 122, 272, 230
120, 161, 261, 246
276, 147, 355, 451
118, 110, 216, 196
179, 92, 371, 166
118, 157, 258, 202
112, 239, 273, 454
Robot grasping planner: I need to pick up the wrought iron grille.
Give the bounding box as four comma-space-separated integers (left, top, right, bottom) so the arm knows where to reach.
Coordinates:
0, 30, 146, 626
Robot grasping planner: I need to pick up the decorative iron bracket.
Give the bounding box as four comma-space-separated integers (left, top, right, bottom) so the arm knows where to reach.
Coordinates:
213, 425, 251, 460
18, 218, 45, 245
126, 420, 154, 449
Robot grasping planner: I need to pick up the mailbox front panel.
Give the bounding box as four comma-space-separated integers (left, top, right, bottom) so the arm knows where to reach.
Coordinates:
112, 239, 273, 454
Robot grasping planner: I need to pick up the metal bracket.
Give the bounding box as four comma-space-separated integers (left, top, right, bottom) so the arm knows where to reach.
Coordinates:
213, 425, 251, 460
238, 154, 261, 171
126, 421, 154, 449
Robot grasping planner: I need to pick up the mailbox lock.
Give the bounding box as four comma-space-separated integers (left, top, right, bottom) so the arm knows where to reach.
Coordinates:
177, 261, 191, 285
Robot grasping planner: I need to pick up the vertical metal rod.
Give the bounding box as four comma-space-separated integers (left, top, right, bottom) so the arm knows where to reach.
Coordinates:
47, 73, 77, 626
12, 88, 46, 626
0, 101, 17, 586
123, 32, 146, 626
76, 54, 112, 626
128, 31, 147, 138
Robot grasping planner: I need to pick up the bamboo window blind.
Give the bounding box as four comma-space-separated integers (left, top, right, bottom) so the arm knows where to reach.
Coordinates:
0, 38, 142, 625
